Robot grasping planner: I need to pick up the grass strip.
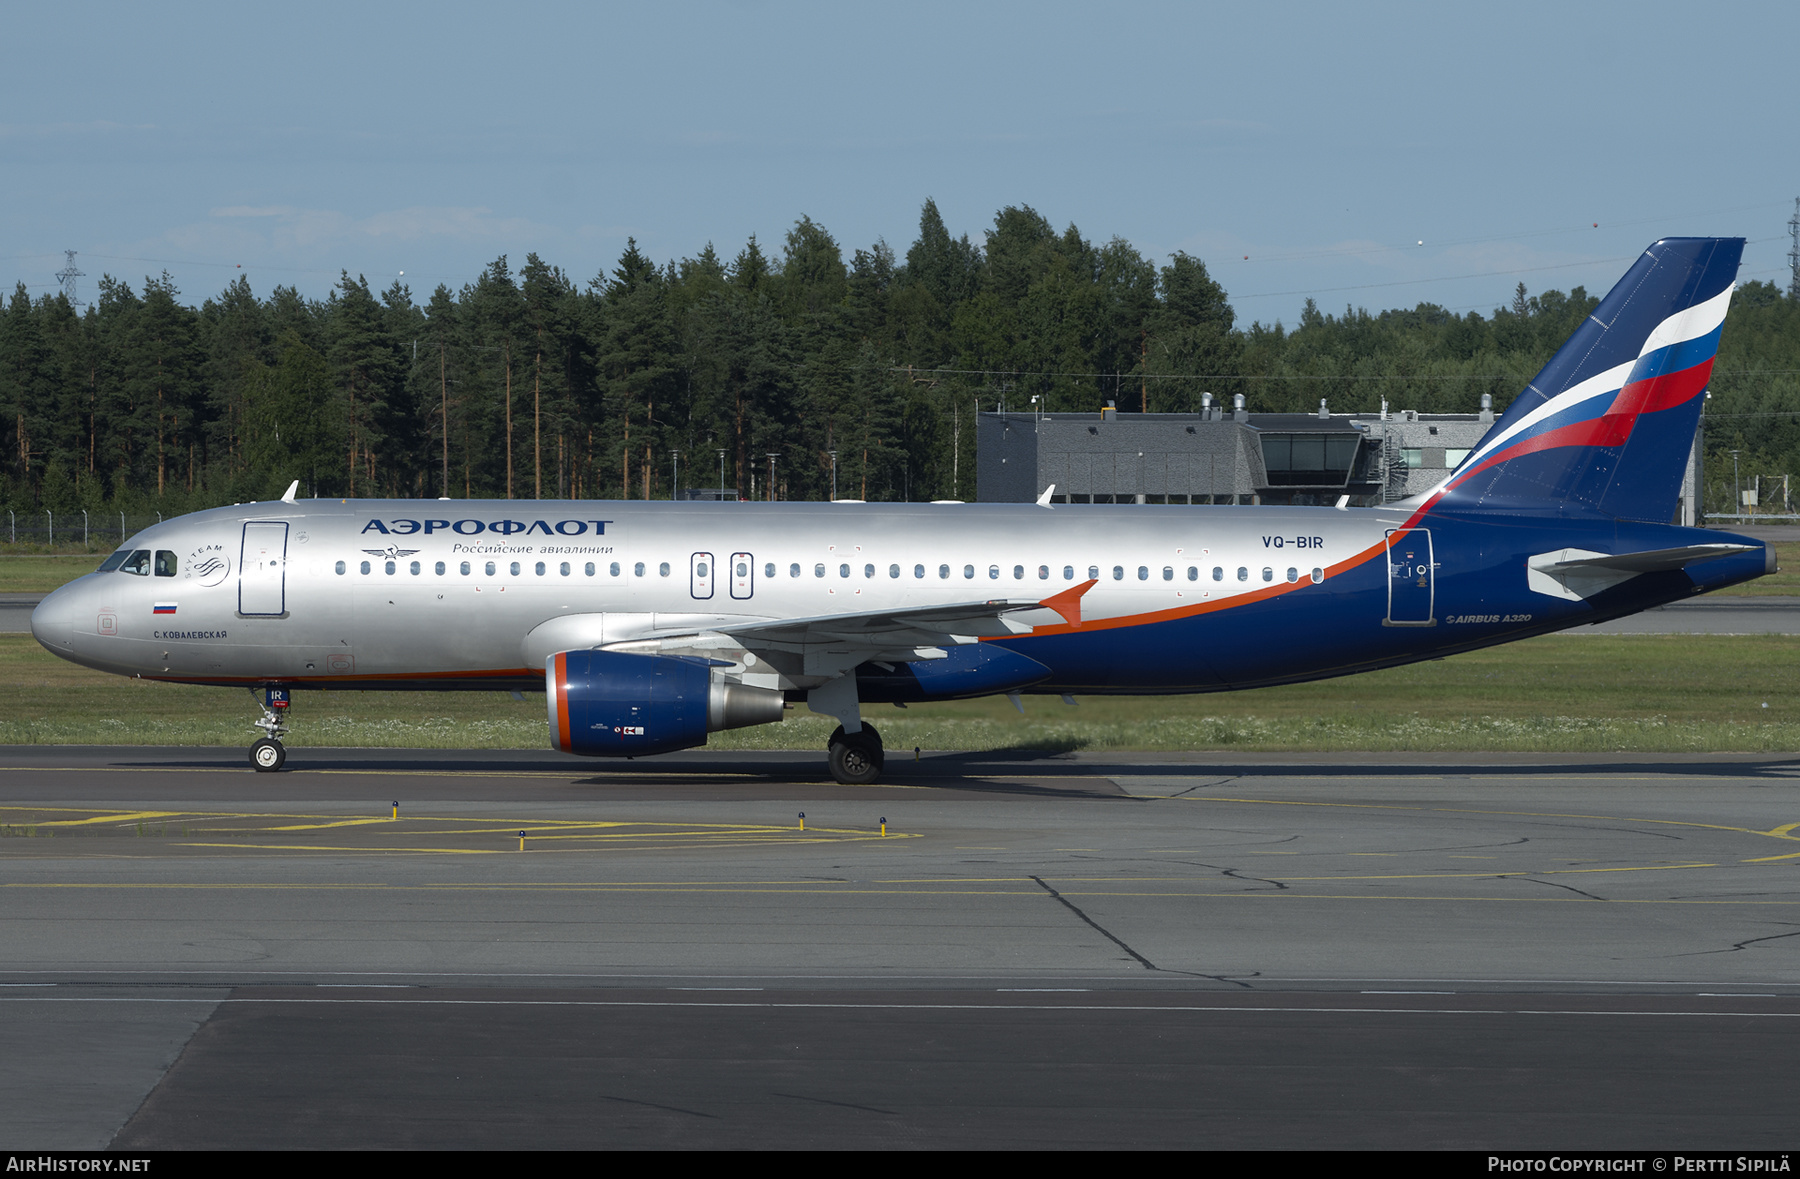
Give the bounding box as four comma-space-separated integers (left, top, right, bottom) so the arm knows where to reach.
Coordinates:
2, 632, 1797, 753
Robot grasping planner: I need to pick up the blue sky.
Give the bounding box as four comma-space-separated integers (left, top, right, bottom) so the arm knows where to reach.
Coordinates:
3, 1, 1795, 326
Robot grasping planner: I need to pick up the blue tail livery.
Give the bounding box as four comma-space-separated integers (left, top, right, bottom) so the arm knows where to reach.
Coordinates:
32, 239, 1771, 782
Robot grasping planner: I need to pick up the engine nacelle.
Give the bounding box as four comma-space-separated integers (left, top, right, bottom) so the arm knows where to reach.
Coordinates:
546, 649, 785, 756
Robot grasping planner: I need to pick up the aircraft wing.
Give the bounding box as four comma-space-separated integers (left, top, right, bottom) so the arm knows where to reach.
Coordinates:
597, 583, 1099, 686
712, 598, 1046, 649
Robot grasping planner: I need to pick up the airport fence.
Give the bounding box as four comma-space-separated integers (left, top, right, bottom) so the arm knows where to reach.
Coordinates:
1, 510, 170, 550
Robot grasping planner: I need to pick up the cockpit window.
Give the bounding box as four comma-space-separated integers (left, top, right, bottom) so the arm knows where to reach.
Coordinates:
154, 551, 178, 577
96, 550, 129, 573
119, 550, 152, 576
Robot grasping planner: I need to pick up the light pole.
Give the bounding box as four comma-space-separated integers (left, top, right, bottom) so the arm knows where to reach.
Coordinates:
670, 451, 680, 501
1732, 449, 1741, 515
716, 449, 727, 500
765, 454, 779, 502
829, 450, 837, 501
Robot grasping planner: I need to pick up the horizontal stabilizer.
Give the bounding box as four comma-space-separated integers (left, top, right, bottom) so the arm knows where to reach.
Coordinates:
1527, 543, 1757, 601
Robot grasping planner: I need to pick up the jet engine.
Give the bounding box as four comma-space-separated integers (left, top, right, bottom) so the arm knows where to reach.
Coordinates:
546, 650, 786, 756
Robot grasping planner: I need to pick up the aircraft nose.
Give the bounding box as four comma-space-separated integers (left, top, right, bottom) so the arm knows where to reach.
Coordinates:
30, 582, 82, 660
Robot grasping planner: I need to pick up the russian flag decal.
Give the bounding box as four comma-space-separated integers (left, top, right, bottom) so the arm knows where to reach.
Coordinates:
153, 602, 177, 615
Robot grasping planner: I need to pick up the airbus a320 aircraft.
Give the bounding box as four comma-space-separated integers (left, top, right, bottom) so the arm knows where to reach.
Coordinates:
31, 238, 1769, 783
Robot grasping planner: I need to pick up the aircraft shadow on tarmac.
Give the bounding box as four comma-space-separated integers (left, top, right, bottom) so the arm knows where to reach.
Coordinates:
73, 744, 1800, 791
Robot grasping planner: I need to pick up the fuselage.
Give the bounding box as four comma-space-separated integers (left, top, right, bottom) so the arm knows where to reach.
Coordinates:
29, 496, 1772, 697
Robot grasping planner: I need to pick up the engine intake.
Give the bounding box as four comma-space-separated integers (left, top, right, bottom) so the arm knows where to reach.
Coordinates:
547, 650, 785, 757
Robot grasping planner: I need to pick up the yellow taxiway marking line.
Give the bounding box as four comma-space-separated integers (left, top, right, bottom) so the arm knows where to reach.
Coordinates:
871, 863, 1722, 883
2, 881, 1796, 905
3, 806, 875, 836
257, 818, 432, 832
176, 842, 499, 855
0, 765, 773, 781
24, 811, 189, 828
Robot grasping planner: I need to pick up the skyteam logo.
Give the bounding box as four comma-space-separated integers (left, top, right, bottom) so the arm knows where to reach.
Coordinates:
362, 517, 614, 537
187, 543, 231, 587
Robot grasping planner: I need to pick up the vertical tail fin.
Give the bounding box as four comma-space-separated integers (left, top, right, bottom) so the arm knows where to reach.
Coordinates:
1437, 238, 1741, 521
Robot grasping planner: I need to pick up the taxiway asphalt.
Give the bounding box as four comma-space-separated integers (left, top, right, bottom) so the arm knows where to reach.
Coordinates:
1, 745, 1796, 1149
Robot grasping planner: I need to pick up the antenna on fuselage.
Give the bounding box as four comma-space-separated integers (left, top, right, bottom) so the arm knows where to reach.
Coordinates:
280, 480, 299, 505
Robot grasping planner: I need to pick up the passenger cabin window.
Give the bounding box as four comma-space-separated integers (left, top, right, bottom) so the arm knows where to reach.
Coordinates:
461, 561, 471, 575
1112, 566, 1124, 581
154, 551, 178, 577
120, 550, 151, 576
939, 564, 950, 579
1138, 566, 1149, 581
815, 563, 826, 578
839, 564, 850, 578
1237, 567, 1248, 581
790, 563, 801, 578
989, 565, 1000, 580
1262, 567, 1274, 582
1311, 568, 1323, 583
1187, 567, 1198, 581
865, 563, 875, 578
335, 560, 346, 575
1162, 567, 1173, 581
360, 560, 372, 575
890, 564, 901, 578
609, 562, 620, 576
914, 564, 925, 579
509, 562, 521, 576
585, 563, 595, 576
634, 562, 645, 577
1286, 567, 1298, 583
435, 561, 446, 575
1039, 566, 1050, 580
385, 560, 396, 575
410, 561, 421, 575
964, 565, 975, 579
1063, 566, 1074, 580
658, 563, 671, 577
1013, 565, 1024, 580
1213, 567, 1223, 581
764, 563, 775, 578
486, 561, 497, 576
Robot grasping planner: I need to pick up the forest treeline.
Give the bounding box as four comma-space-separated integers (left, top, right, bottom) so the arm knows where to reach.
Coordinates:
4, 199, 1798, 521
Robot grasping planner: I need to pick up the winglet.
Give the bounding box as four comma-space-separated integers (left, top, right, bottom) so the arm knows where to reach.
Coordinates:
1038, 577, 1098, 628
281, 480, 299, 504
1036, 483, 1057, 507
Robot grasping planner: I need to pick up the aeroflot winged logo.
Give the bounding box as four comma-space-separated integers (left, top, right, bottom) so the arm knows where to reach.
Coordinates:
360, 517, 614, 537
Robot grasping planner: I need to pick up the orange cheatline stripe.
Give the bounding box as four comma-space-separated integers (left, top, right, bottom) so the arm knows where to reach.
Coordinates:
1014, 530, 1398, 639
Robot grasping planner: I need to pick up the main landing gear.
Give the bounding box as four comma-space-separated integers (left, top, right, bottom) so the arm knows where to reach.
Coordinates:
827, 723, 883, 786
249, 686, 290, 772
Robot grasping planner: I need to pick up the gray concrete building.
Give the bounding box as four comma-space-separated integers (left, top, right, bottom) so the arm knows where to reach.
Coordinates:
977, 397, 1702, 522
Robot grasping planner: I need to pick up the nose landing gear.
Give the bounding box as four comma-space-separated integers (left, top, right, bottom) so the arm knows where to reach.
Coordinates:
249, 686, 290, 772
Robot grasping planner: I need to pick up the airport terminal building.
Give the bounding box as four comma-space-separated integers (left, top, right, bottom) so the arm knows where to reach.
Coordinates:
976, 399, 1703, 523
